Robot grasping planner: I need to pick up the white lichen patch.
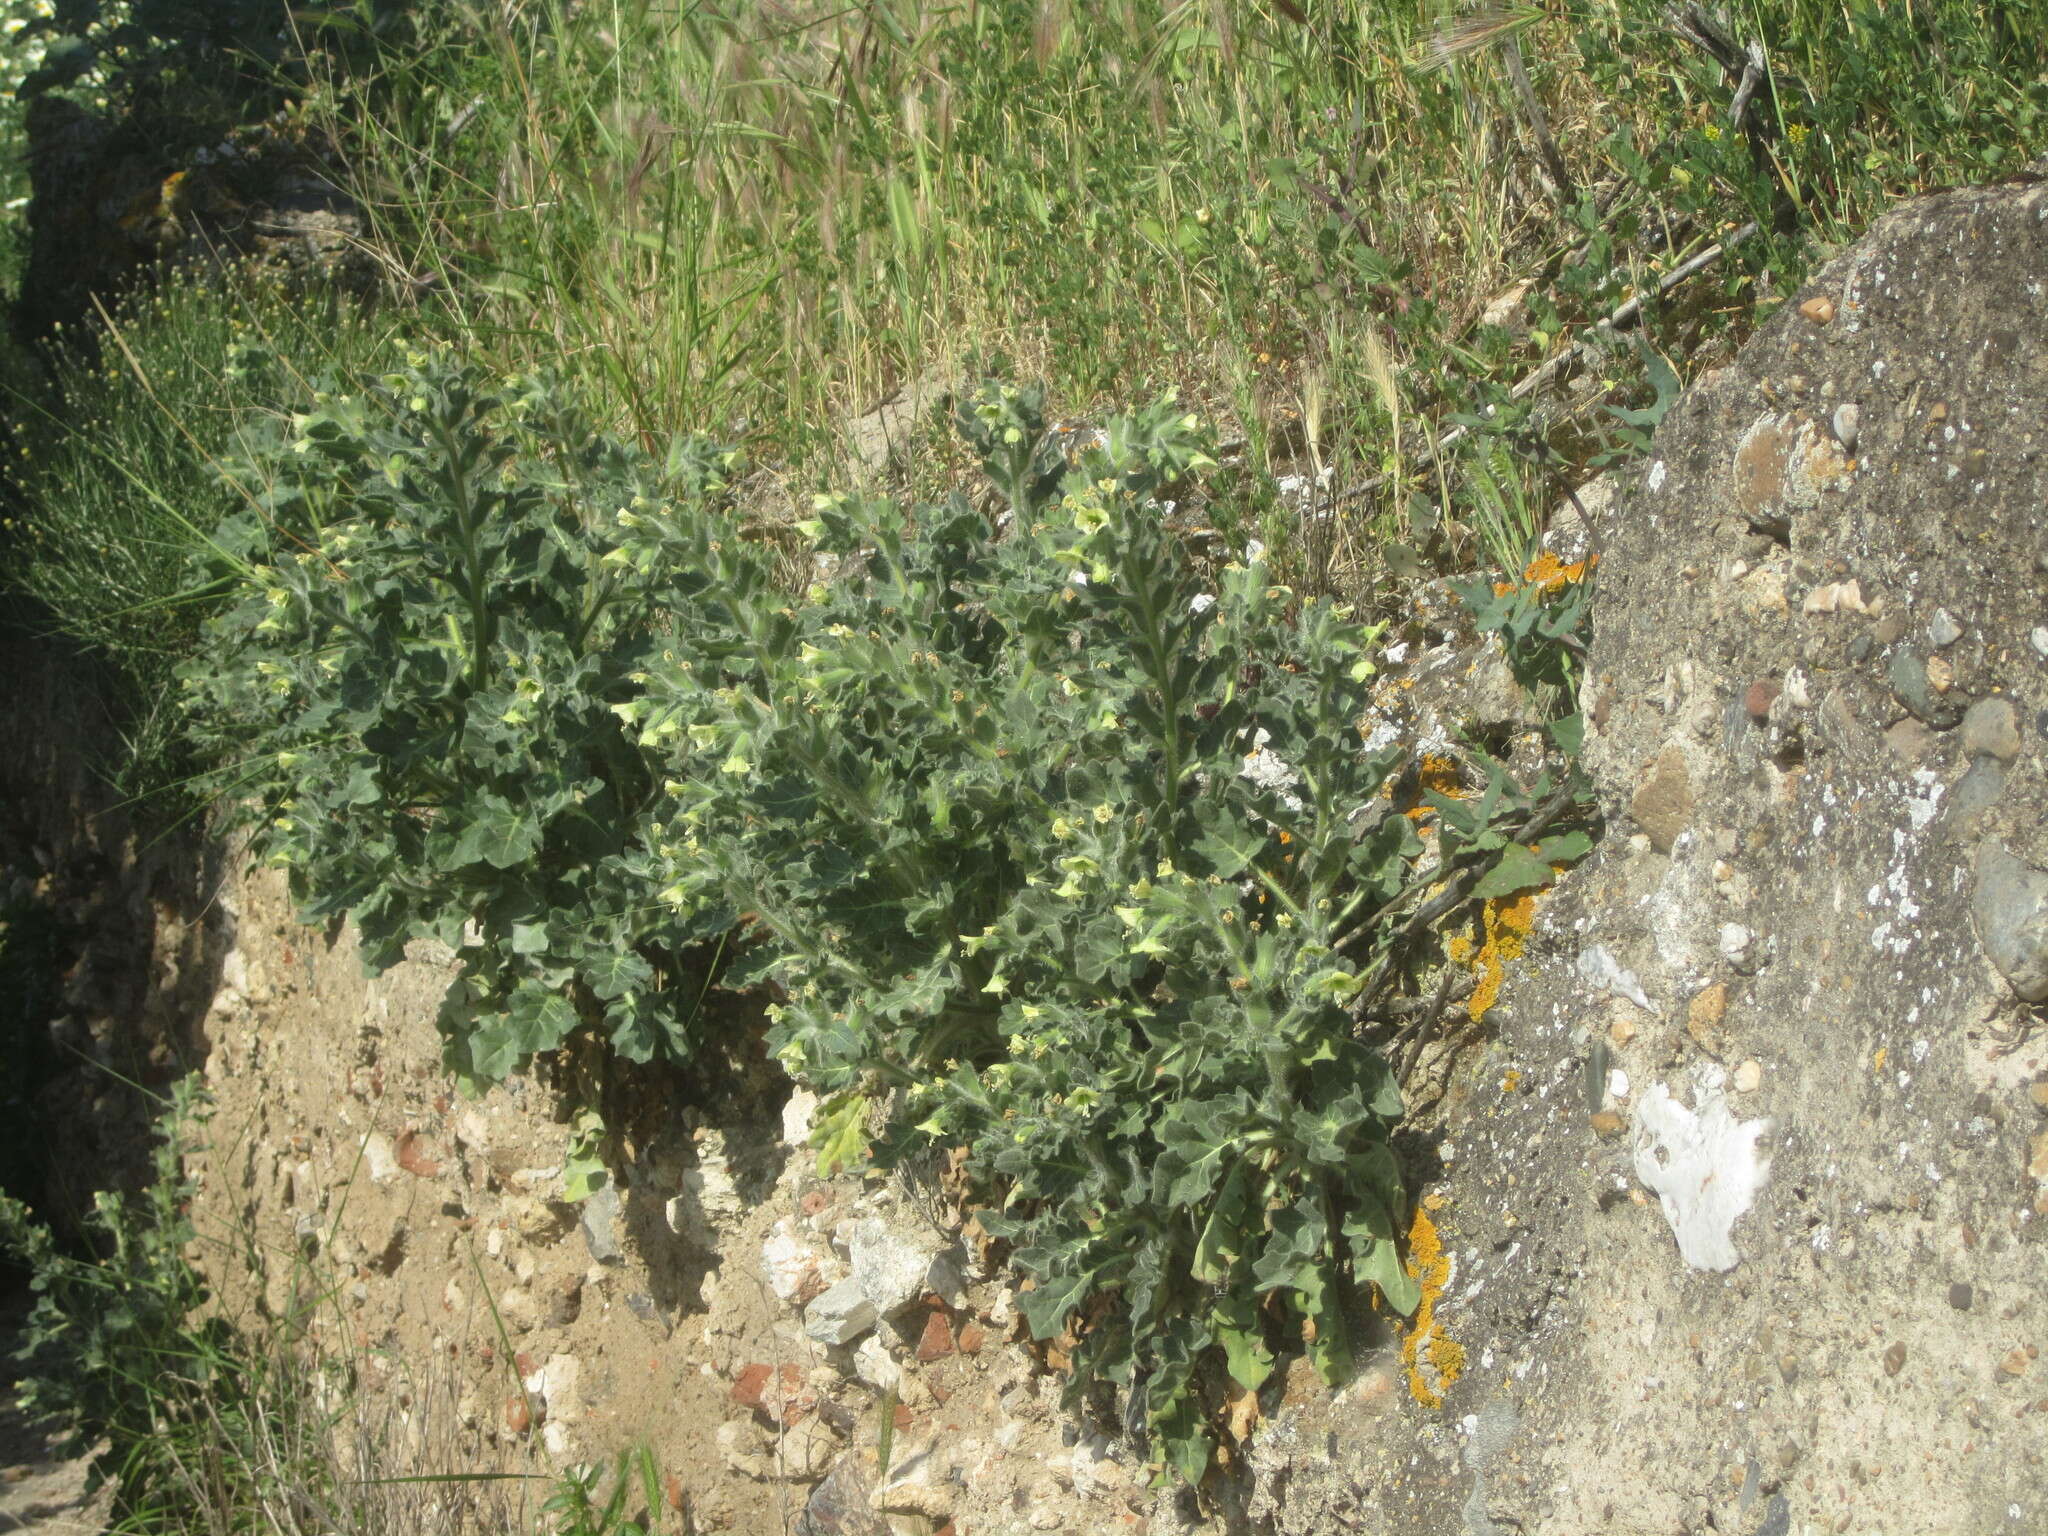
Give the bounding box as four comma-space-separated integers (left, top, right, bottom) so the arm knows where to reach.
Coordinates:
1630, 1070, 1774, 1271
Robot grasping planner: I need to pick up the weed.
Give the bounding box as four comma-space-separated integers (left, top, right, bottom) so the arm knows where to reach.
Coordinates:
633, 377, 1592, 1479
2, 271, 396, 804
185, 355, 751, 1083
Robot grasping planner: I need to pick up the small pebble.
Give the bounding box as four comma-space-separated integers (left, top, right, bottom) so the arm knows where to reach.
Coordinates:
1928, 608, 1962, 648
1883, 1341, 1907, 1377
1799, 296, 1836, 325
1733, 1060, 1763, 1093
1948, 1283, 1973, 1312
2032, 626, 2048, 659
1687, 983, 1730, 1045
1831, 402, 1859, 452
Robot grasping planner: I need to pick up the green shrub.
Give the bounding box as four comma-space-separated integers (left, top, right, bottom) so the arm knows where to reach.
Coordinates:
185, 355, 758, 1082
192, 363, 1590, 1480
633, 379, 1587, 1480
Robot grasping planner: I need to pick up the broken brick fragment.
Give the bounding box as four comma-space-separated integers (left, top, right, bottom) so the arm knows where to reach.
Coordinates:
915, 1310, 955, 1363
731, 1361, 814, 1425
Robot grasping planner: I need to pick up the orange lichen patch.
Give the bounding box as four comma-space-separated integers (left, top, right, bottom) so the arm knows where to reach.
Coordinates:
1402, 1207, 1465, 1408
1418, 754, 1465, 797
1399, 753, 1469, 821
1464, 888, 1538, 1023
1495, 551, 1600, 599
1520, 550, 1600, 595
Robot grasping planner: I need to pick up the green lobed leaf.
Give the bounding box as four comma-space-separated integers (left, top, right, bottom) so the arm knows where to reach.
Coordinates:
1470, 842, 1557, 901
1015, 1268, 1096, 1342
1211, 1292, 1275, 1391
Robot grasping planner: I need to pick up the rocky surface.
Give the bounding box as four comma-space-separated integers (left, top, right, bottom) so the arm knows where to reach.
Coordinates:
185, 859, 1170, 1536
1248, 175, 2048, 1535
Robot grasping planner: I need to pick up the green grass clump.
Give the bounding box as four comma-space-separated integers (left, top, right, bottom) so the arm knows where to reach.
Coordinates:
319, 0, 2048, 586
2, 272, 400, 800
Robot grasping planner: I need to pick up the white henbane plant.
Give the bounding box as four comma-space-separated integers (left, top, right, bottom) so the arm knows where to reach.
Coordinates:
636, 379, 1433, 1482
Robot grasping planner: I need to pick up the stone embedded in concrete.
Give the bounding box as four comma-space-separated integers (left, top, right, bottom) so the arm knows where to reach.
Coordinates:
1685, 982, 1730, 1047
1971, 842, 2048, 1003
1942, 758, 2007, 840
1961, 696, 2022, 762
1884, 716, 1937, 765
1628, 745, 1693, 854
1888, 648, 1965, 729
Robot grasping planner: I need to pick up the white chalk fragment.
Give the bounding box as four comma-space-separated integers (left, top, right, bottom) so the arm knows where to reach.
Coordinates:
1577, 945, 1653, 1012
1631, 1073, 1773, 1271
